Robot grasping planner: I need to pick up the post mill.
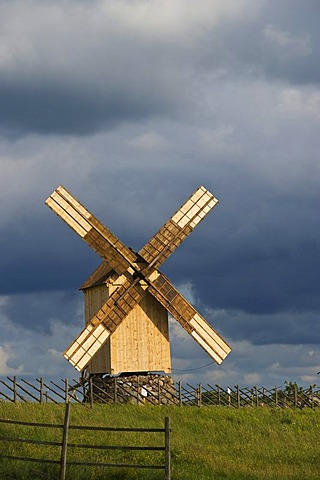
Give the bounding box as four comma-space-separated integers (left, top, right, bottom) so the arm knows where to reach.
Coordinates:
46, 185, 231, 401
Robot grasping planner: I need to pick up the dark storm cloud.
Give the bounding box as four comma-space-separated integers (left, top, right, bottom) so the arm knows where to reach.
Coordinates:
1, 1, 320, 385
196, 218, 320, 316
161, 163, 320, 318
1, 290, 82, 332
197, 1, 320, 86
236, 312, 320, 346
0, 0, 192, 135
204, 307, 320, 350
1, 1, 319, 136
2, 155, 318, 332
271, 0, 320, 85
0, 77, 179, 136
0, 214, 99, 295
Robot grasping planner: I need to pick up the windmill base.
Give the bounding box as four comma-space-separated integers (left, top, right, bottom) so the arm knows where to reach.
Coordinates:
84, 372, 178, 405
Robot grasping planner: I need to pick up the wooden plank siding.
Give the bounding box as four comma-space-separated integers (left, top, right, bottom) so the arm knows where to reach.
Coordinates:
83, 283, 171, 375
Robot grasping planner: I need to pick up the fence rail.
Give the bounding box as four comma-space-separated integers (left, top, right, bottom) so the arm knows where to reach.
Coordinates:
0, 403, 171, 480
0, 376, 319, 408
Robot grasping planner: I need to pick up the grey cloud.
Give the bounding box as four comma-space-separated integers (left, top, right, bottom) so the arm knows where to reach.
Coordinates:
170, 333, 320, 389
1, 121, 319, 321
0, 211, 99, 295
194, 2, 320, 86
1, 1, 319, 137
0, 294, 80, 377
0, 77, 180, 136
0, 1, 191, 135
1, 290, 83, 332
205, 309, 320, 347
1, 291, 318, 387
1, 1, 320, 387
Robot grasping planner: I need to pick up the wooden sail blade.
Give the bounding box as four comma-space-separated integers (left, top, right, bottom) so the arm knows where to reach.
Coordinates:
148, 272, 231, 364
46, 184, 227, 371
64, 323, 111, 371
139, 186, 218, 270
64, 277, 146, 371
65, 266, 230, 371
45, 186, 138, 275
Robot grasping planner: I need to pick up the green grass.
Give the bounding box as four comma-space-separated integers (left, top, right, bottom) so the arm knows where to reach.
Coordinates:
0, 403, 319, 479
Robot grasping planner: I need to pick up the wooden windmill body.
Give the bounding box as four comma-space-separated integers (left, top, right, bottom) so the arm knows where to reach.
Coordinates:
81, 263, 171, 374
45, 185, 231, 375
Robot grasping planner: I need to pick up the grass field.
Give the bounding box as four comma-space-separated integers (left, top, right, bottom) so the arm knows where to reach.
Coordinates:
0, 403, 319, 479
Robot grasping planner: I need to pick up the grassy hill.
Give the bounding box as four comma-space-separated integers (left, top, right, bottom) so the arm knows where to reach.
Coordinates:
0, 403, 319, 479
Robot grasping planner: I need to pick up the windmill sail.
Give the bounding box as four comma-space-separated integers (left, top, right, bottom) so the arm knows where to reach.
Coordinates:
140, 186, 218, 270
46, 186, 137, 275
46, 184, 231, 372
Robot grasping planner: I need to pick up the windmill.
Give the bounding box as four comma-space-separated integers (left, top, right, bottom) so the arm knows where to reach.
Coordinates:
45, 185, 231, 379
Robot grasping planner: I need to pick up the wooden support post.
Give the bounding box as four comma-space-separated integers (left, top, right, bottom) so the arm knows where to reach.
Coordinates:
198, 384, 202, 407
158, 376, 161, 405
255, 386, 259, 407
275, 386, 278, 408
89, 377, 94, 407
40, 377, 44, 404
218, 385, 221, 407
114, 376, 117, 404
165, 417, 171, 480
59, 402, 71, 480
310, 384, 314, 409
178, 382, 182, 407
237, 385, 240, 408
137, 376, 140, 405
65, 378, 69, 404
294, 384, 297, 408
13, 376, 17, 403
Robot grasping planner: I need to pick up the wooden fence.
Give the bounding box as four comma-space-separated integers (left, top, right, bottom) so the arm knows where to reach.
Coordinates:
0, 402, 171, 480
0, 376, 320, 408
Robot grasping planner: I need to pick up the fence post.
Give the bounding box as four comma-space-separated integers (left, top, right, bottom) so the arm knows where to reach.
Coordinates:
13, 376, 17, 403
178, 382, 182, 407
228, 387, 231, 407
165, 417, 171, 480
137, 376, 140, 405
114, 376, 117, 404
198, 384, 202, 407
39, 377, 44, 404
218, 385, 221, 407
59, 401, 71, 480
65, 378, 69, 404
89, 377, 94, 407
158, 376, 161, 405
294, 384, 297, 408
310, 384, 314, 409
237, 385, 240, 408
275, 386, 278, 408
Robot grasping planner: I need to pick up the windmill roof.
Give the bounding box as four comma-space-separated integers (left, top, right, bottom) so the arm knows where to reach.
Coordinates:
80, 261, 114, 290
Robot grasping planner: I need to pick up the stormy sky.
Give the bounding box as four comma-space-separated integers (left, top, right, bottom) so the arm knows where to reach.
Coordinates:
0, 0, 319, 388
